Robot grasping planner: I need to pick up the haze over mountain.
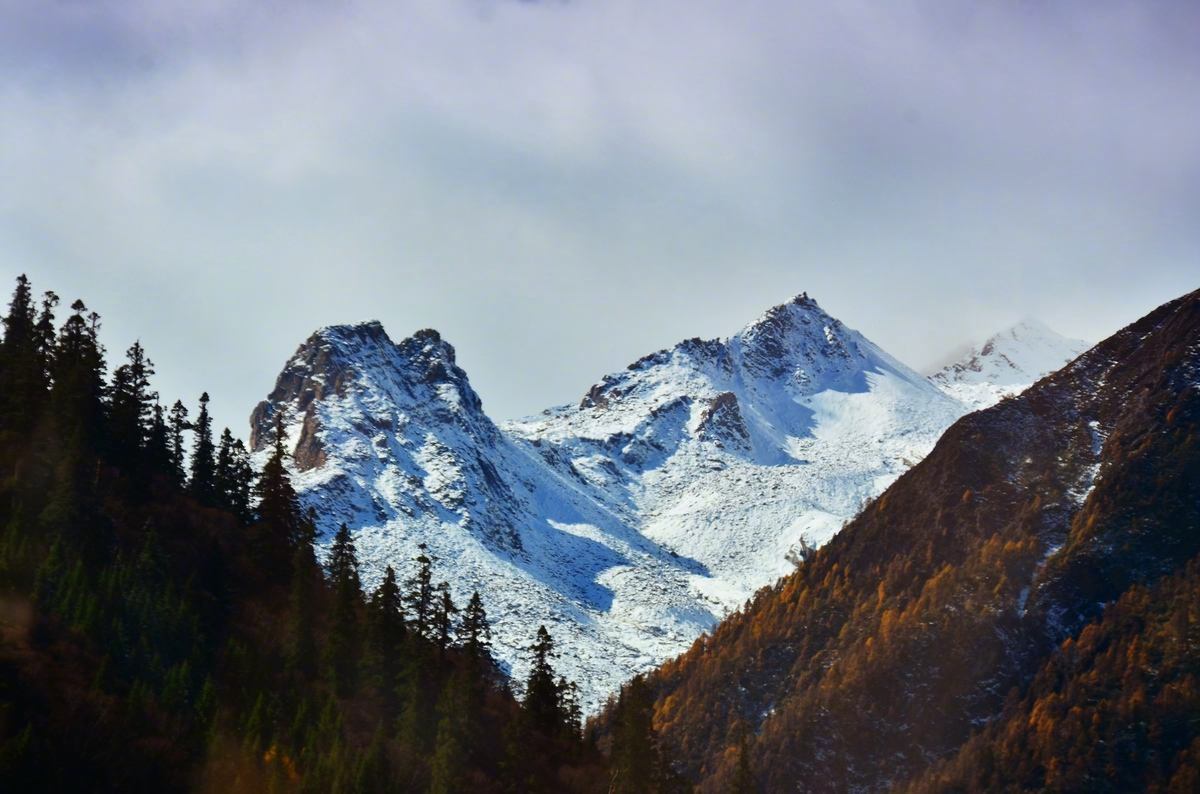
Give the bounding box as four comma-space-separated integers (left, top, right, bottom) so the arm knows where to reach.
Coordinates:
249, 295, 1081, 710
930, 319, 1089, 409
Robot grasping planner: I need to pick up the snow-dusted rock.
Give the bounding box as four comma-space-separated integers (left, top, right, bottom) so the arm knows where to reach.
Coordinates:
251, 294, 970, 711
930, 319, 1088, 410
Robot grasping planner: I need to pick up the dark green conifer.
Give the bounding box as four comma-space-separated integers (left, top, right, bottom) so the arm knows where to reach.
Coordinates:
404, 544, 435, 641
108, 341, 156, 469
167, 400, 189, 484
524, 625, 564, 734
188, 392, 216, 502
0, 275, 43, 435
432, 580, 457, 654
326, 523, 362, 695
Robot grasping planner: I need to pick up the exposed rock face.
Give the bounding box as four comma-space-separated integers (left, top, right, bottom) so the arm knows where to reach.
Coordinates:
251, 295, 972, 711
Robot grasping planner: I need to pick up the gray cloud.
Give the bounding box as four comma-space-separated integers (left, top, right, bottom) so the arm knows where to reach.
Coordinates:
1, 0, 1197, 437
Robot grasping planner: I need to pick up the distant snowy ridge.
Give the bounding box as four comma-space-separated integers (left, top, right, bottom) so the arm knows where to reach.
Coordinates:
929, 319, 1088, 409
249, 297, 1073, 712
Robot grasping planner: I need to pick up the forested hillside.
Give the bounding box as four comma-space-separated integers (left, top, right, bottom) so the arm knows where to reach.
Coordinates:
0, 275, 605, 792
601, 288, 1200, 792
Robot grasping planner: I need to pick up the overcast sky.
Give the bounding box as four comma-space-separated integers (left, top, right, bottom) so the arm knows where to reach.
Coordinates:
1, 0, 1197, 438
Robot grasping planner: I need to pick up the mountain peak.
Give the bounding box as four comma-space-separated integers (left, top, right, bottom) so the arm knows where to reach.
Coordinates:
931, 317, 1088, 409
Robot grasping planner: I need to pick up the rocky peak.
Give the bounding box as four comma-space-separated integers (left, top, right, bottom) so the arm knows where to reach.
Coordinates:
249, 321, 482, 462
931, 317, 1089, 410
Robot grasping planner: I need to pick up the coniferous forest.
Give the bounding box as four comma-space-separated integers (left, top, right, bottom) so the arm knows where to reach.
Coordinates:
0, 275, 619, 792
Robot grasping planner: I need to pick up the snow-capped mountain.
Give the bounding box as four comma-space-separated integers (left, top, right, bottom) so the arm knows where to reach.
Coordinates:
930, 319, 1088, 409
250, 295, 966, 710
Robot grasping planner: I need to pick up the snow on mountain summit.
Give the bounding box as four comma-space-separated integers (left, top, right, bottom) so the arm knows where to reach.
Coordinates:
251, 295, 968, 711
930, 318, 1088, 409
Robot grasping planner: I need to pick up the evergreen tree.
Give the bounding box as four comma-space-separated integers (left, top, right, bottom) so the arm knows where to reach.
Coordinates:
524, 625, 564, 734
0, 275, 43, 435
432, 580, 458, 654
429, 666, 472, 794
33, 290, 58, 393
40, 300, 108, 553
145, 402, 171, 475
108, 341, 156, 469
609, 674, 665, 794
365, 565, 406, 700
287, 533, 320, 680
47, 299, 106, 445
326, 523, 362, 695
214, 428, 252, 518
167, 400, 189, 485
227, 438, 254, 523
188, 392, 216, 502
254, 413, 302, 568
404, 544, 435, 641
459, 591, 492, 666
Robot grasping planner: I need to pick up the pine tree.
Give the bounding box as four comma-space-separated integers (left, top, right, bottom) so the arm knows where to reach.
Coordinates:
47, 299, 106, 445
287, 537, 319, 680
145, 402, 171, 475
610, 675, 664, 794
254, 413, 302, 568
459, 590, 492, 666
326, 523, 362, 695
33, 290, 58, 393
40, 300, 108, 553
108, 341, 156, 469
227, 438, 254, 523
404, 544, 435, 641
189, 392, 216, 502
365, 565, 406, 700
432, 580, 458, 654
429, 666, 472, 794
0, 275, 44, 435
167, 400, 189, 485
524, 625, 564, 735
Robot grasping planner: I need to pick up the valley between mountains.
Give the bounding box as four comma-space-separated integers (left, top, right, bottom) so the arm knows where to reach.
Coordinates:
249, 294, 1086, 711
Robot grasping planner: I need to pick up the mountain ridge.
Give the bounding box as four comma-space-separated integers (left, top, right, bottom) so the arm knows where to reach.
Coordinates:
250, 294, 976, 710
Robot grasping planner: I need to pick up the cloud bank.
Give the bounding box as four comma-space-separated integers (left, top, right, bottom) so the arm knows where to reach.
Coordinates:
1, 0, 1197, 435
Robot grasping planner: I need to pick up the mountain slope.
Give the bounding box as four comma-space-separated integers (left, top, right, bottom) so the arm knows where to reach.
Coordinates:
250, 295, 966, 710
930, 318, 1088, 409
619, 288, 1200, 791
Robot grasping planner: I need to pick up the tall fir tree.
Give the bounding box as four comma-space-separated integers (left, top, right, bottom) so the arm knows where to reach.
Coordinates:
214, 427, 254, 519
524, 625, 564, 735
108, 341, 156, 470
326, 523, 362, 695
609, 674, 668, 794
405, 544, 435, 641
365, 565, 406, 701
0, 275, 43, 436
459, 591, 492, 666
254, 412, 302, 568
145, 401, 172, 476
188, 392, 216, 502
33, 290, 58, 388
432, 580, 458, 655
166, 400, 189, 485
286, 527, 320, 680
40, 299, 108, 555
